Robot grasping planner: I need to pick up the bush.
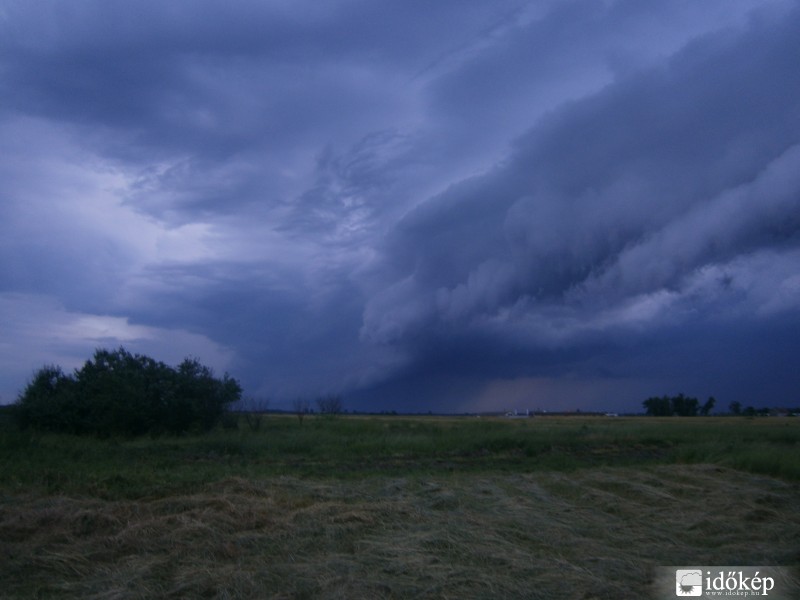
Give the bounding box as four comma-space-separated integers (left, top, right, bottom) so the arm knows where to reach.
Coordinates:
14, 347, 242, 436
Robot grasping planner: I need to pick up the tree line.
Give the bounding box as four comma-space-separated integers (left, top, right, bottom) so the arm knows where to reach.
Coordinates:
14, 347, 242, 436
642, 394, 715, 416
643, 395, 799, 417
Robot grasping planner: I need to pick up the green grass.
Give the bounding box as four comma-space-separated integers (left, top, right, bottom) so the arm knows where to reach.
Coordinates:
1, 415, 799, 499
1, 414, 799, 599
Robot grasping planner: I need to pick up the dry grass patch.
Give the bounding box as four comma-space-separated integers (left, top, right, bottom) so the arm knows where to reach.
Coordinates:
1, 465, 798, 599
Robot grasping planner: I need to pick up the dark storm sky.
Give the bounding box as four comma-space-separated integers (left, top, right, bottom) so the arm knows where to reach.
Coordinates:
2, 0, 799, 412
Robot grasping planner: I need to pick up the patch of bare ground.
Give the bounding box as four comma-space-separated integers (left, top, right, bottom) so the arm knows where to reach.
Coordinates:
1, 465, 798, 599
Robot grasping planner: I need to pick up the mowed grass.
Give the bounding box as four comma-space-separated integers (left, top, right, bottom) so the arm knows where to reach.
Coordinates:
1, 413, 799, 598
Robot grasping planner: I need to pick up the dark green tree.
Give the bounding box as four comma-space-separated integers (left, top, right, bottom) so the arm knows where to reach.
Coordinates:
671, 393, 699, 417
73, 348, 174, 435
14, 365, 75, 432
643, 394, 702, 416
14, 347, 241, 436
643, 396, 672, 416
729, 401, 742, 415
175, 357, 242, 432
700, 396, 716, 416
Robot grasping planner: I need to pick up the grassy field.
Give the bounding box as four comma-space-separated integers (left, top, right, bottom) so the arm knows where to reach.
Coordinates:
1, 413, 799, 598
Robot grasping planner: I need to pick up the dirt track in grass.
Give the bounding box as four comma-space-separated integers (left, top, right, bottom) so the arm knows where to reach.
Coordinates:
2, 464, 799, 599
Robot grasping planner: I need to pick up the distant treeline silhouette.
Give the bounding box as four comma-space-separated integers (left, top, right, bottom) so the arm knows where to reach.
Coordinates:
643, 395, 800, 417
642, 394, 715, 416
14, 347, 241, 436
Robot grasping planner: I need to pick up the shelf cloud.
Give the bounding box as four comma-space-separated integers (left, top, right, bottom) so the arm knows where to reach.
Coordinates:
2, 0, 799, 412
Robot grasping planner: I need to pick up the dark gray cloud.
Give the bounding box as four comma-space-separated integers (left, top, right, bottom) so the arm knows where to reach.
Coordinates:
359, 3, 800, 409
366, 4, 800, 323
1, 0, 798, 411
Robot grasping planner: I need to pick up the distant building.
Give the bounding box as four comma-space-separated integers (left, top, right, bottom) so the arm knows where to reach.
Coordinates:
504, 409, 531, 418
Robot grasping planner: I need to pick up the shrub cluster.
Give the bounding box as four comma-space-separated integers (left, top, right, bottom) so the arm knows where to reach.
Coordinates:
14, 347, 242, 436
